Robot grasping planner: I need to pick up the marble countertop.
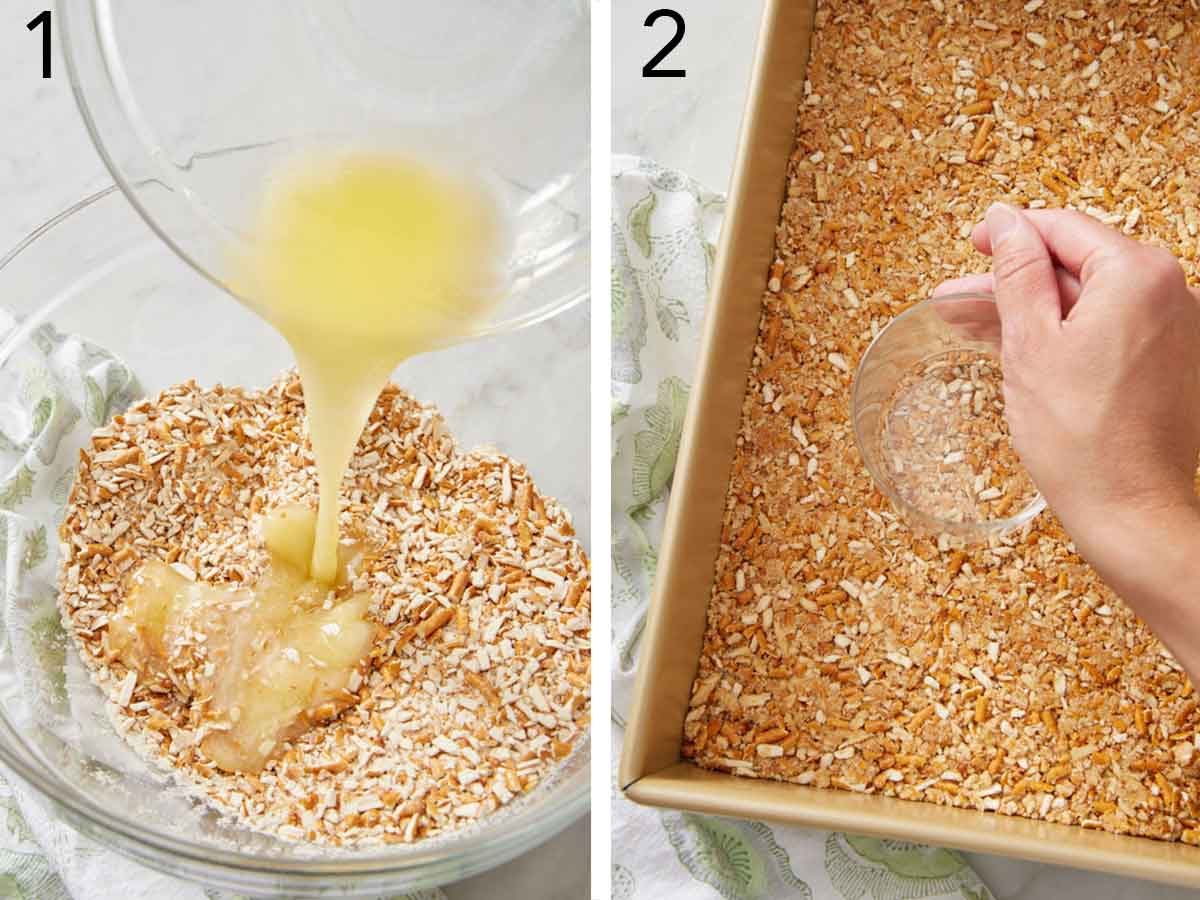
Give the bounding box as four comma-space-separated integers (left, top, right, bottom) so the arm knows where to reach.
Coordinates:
0, 11, 586, 900
613, 1, 1196, 898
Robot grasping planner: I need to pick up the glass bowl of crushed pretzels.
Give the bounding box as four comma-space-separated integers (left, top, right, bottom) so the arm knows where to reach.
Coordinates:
0, 185, 590, 894
852, 291, 1046, 541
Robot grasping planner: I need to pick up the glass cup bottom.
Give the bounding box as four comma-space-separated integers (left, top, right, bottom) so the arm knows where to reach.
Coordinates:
851, 292, 1045, 541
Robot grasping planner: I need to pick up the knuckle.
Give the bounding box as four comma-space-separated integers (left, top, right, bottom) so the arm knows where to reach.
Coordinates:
1141, 246, 1185, 289
993, 248, 1048, 286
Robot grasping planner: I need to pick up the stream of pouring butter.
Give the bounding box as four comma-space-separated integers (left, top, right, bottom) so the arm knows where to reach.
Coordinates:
248, 153, 505, 583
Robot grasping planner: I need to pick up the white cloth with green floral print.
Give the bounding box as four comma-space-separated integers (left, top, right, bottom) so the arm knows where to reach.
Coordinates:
0, 311, 450, 900
610, 155, 994, 900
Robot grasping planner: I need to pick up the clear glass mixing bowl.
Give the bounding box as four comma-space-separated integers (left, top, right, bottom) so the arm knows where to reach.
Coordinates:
0, 186, 589, 896
60, 0, 589, 330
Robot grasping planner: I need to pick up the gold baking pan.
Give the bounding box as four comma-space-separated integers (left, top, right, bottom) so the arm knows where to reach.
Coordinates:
618, 0, 1200, 887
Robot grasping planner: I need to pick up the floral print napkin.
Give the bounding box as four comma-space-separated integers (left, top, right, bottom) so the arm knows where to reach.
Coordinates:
610, 155, 994, 900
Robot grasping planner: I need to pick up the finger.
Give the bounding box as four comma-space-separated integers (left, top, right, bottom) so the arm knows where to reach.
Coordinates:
984, 203, 1063, 337
971, 208, 1135, 282
935, 268, 1083, 315
929, 282, 1001, 342
933, 274, 994, 297
932, 277, 1000, 342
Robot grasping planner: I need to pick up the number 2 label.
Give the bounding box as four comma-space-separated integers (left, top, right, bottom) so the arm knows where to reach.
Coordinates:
643, 9, 685, 78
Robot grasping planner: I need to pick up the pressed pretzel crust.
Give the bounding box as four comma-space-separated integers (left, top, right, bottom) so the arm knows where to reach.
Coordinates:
683, 0, 1200, 844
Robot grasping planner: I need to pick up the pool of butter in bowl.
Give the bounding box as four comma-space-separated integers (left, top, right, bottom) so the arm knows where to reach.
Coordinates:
108, 505, 375, 774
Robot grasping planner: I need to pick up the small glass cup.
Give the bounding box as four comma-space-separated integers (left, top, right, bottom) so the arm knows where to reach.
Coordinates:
851, 292, 1045, 540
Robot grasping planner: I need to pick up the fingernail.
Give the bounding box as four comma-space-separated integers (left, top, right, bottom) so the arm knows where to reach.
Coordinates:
985, 202, 1018, 245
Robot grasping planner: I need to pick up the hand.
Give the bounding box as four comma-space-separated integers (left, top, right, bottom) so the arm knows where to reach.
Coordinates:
940, 204, 1200, 675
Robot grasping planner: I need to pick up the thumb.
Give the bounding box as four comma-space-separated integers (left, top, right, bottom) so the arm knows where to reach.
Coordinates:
985, 203, 1063, 340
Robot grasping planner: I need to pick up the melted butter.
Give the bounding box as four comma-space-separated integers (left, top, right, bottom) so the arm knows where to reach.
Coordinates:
109, 156, 505, 771
108, 506, 375, 773
246, 153, 504, 583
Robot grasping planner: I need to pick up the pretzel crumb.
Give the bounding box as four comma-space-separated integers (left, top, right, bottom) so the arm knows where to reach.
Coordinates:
58, 373, 590, 847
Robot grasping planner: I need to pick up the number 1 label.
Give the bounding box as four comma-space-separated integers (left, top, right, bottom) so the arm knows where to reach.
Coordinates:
28, 10, 51, 79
